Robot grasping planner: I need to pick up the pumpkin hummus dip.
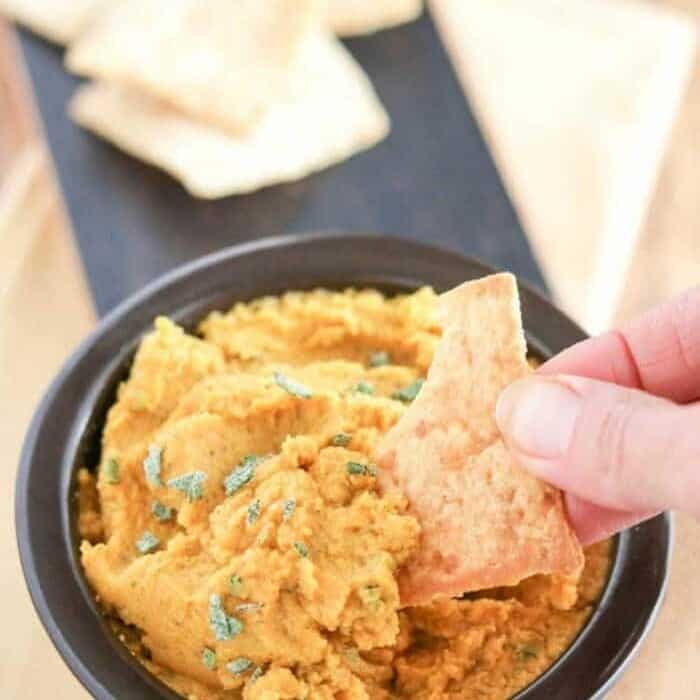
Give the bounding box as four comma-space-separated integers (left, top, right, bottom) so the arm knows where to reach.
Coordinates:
78, 280, 611, 700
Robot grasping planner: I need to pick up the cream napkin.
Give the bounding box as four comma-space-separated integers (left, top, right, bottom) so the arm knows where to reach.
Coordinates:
0, 147, 94, 700
429, 0, 696, 334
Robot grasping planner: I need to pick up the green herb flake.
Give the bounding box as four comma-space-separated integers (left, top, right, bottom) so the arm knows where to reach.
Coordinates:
392, 379, 424, 403
282, 498, 296, 521
223, 455, 259, 496
202, 647, 217, 670
208, 594, 243, 641
247, 499, 262, 525
354, 381, 375, 396
274, 372, 312, 399
103, 457, 121, 484
227, 657, 253, 676
235, 602, 263, 614
143, 444, 163, 486
167, 470, 207, 502
135, 531, 159, 555
151, 501, 173, 521
331, 433, 352, 447
516, 644, 539, 661
250, 666, 264, 684
346, 461, 377, 477
294, 542, 309, 558
369, 351, 391, 367
229, 574, 244, 596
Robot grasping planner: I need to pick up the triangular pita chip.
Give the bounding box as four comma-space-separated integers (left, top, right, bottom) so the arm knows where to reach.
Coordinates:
376, 273, 583, 605
69, 34, 389, 198
0, 0, 109, 44
66, 0, 320, 135
326, 0, 423, 36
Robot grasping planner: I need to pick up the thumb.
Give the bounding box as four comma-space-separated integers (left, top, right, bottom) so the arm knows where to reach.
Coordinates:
495, 374, 700, 518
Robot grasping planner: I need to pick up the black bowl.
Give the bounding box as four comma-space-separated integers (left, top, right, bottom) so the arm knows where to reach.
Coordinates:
16, 232, 670, 700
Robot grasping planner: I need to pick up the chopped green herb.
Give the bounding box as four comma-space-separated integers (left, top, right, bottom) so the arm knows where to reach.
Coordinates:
235, 602, 263, 614
392, 379, 424, 403
282, 498, 296, 521
229, 574, 244, 596
247, 499, 261, 525
250, 666, 264, 684
223, 455, 259, 496
516, 644, 539, 661
294, 542, 309, 558
354, 381, 375, 395
331, 433, 352, 447
227, 657, 253, 676
208, 594, 243, 641
143, 444, 163, 486
167, 471, 206, 502
274, 372, 312, 399
202, 647, 217, 670
103, 457, 120, 484
135, 531, 159, 555
369, 351, 391, 367
151, 501, 173, 521
346, 461, 377, 477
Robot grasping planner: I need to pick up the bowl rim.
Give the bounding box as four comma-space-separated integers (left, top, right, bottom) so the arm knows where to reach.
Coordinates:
15, 231, 672, 700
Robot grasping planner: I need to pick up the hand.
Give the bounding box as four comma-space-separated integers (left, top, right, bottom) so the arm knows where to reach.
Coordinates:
496, 286, 700, 545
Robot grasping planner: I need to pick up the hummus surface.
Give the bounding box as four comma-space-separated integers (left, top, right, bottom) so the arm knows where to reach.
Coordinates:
79, 288, 611, 700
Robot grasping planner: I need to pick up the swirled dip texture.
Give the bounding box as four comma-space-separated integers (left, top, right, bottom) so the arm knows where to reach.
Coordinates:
79, 287, 609, 700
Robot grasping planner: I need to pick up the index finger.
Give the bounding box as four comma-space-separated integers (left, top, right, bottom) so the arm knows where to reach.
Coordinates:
541, 286, 700, 404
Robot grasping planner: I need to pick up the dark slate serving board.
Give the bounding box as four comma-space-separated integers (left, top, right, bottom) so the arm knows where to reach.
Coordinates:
18, 13, 544, 316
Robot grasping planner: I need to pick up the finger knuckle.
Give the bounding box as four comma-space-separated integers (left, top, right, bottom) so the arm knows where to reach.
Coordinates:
670, 290, 700, 374
594, 395, 638, 501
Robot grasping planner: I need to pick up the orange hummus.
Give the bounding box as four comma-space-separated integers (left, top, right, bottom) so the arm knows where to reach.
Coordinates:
78, 288, 611, 700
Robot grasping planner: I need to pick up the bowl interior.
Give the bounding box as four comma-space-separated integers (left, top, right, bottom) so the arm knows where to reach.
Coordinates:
17, 233, 671, 700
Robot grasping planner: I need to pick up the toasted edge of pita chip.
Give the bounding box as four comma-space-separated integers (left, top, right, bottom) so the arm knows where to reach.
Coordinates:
0, 0, 106, 45
376, 273, 583, 606
69, 34, 389, 199
326, 0, 423, 36
66, 0, 320, 135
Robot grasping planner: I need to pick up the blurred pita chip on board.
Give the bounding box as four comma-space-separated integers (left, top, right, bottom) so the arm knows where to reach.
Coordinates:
0, 0, 109, 44
66, 0, 320, 135
326, 0, 423, 36
70, 34, 390, 198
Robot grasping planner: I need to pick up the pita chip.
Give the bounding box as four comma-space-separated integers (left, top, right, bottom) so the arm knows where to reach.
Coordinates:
66, 0, 320, 135
376, 273, 583, 606
326, 0, 423, 36
69, 35, 389, 198
0, 0, 109, 45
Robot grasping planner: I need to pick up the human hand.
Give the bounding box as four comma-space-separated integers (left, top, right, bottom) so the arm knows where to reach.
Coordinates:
496, 287, 700, 545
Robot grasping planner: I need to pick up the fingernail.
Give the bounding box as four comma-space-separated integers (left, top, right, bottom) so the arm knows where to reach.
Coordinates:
496, 377, 581, 461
